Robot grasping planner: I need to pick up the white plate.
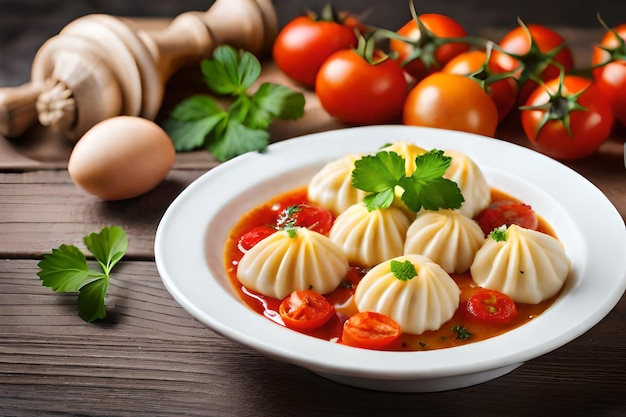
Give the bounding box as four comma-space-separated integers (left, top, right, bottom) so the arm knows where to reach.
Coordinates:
154, 125, 626, 392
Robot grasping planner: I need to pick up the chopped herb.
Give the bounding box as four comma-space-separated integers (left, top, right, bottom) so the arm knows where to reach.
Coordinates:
452, 325, 473, 340
37, 226, 128, 323
390, 259, 418, 281
277, 205, 301, 229
286, 228, 298, 238
352, 149, 464, 212
489, 225, 508, 242
164, 45, 305, 162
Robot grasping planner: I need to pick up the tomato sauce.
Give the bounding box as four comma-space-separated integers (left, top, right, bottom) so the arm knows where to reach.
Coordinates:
223, 186, 560, 351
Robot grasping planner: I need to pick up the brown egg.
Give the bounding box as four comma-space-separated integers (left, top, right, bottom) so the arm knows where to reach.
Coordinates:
68, 116, 176, 200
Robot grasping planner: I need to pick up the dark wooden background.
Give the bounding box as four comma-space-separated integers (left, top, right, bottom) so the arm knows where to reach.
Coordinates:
1, 1, 625, 416
2, 0, 626, 86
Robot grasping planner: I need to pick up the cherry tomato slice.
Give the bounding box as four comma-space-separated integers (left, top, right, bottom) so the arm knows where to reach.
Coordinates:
466, 288, 517, 325
237, 225, 276, 252
276, 204, 334, 235
279, 290, 336, 330
341, 311, 402, 350
475, 200, 539, 236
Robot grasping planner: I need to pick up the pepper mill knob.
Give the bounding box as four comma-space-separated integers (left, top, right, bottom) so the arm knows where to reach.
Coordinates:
0, 0, 278, 140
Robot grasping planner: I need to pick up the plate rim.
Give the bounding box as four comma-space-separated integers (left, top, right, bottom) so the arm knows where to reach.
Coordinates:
155, 124, 626, 381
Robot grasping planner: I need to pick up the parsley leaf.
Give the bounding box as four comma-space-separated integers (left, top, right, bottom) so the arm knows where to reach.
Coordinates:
489, 225, 508, 242
37, 226, 128, 323
352, 149, 464, 213
165, 45, 305, 162
390, 260, 417, 281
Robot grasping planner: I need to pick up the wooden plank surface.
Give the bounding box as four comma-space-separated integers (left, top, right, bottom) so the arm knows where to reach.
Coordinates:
0, 7, 625, 416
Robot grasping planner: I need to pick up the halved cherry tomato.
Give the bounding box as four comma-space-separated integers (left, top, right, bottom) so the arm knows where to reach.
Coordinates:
272, 8, 360, 88
442, 50, 518, 122
490, 23, 574, 104
341, 311, 402, 350
475, 200, 539, 236
316, 49, 408, 125
466, 288, 517, 325
390, 13, 470, 80
237, 225, 276, 252
520, 75, 614, 160
403, 72, 499, 137
592, 23, 626, 126
279, 290, 336, 330
276, 204, 334, 235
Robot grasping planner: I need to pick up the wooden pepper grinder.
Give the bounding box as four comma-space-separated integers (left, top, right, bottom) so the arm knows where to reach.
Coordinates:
0, 0, 278, 140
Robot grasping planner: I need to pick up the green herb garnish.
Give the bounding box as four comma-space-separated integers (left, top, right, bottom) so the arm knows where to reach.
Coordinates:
37, 226, 128, 323
489, 225, 508, 242
352, 149, 464, 212
390, 259, 418, 281
452, 325, 473, 340
164, 45, 305, 162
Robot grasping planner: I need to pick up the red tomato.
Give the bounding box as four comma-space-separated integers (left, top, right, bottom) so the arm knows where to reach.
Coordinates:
272, 13, 358, 87
341, 311, 402, 350
475, 200, 539, 236
390, 14, 470, 80
592, 23, 626, 126
237, 225, 276, 252
279, 290, 336, 330
316, 49, 407, 125
491, 23, 574, 103
403, 72, 498, 137
520, 75, 615, 160
466, 288, 517, 325
442, 50, 518, 122
276, 204, 334, 235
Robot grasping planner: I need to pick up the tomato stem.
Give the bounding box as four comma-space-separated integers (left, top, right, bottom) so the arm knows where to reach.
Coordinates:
518, 69, 589, 138
593, 13, 626, 66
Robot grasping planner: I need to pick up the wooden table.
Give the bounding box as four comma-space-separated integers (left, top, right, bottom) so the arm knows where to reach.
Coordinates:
1, 23, 625, 416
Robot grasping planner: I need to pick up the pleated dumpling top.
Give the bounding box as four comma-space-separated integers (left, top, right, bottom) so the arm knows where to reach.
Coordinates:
404, 209, 485, 274
470, 225, 570, 304
443, 150, 491, 219
236, 228, 349, 300
329, 203, 411, 268
354, 254, 460, 335
307, 154, 367, 216
379, 141, 427, 175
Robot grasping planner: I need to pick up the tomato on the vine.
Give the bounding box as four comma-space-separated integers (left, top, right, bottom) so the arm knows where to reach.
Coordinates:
389, 13, 470, 80
279, 290, 336, 330
272, 5, 360, 87
491, 22, 574, 103
341, 311, 402, 350
592, 23, 626, 126
403, 72, 498, 137
442, 50, 518, 122
316, 48, 407, 125
520, 75, 614, 160
466, 288, 517, 325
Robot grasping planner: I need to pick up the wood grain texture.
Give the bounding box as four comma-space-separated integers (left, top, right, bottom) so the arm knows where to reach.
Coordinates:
0, 7, 625, 415
1, 260, 625, 417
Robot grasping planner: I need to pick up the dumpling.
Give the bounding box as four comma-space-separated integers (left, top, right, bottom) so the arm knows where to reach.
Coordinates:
443, 150, 491, 219
380, 141, 427, 175
404, 209, 485, 273
308, 154, 367, 216
354, 254, 460, 335
236, 228, 349, 300
329, 203, 411, 268
470, 225, 570, 304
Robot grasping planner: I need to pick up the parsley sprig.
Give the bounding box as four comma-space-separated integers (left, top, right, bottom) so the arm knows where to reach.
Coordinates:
351, 149, 464, 212
37, 226, 128, 323
164, 45, 306, 162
